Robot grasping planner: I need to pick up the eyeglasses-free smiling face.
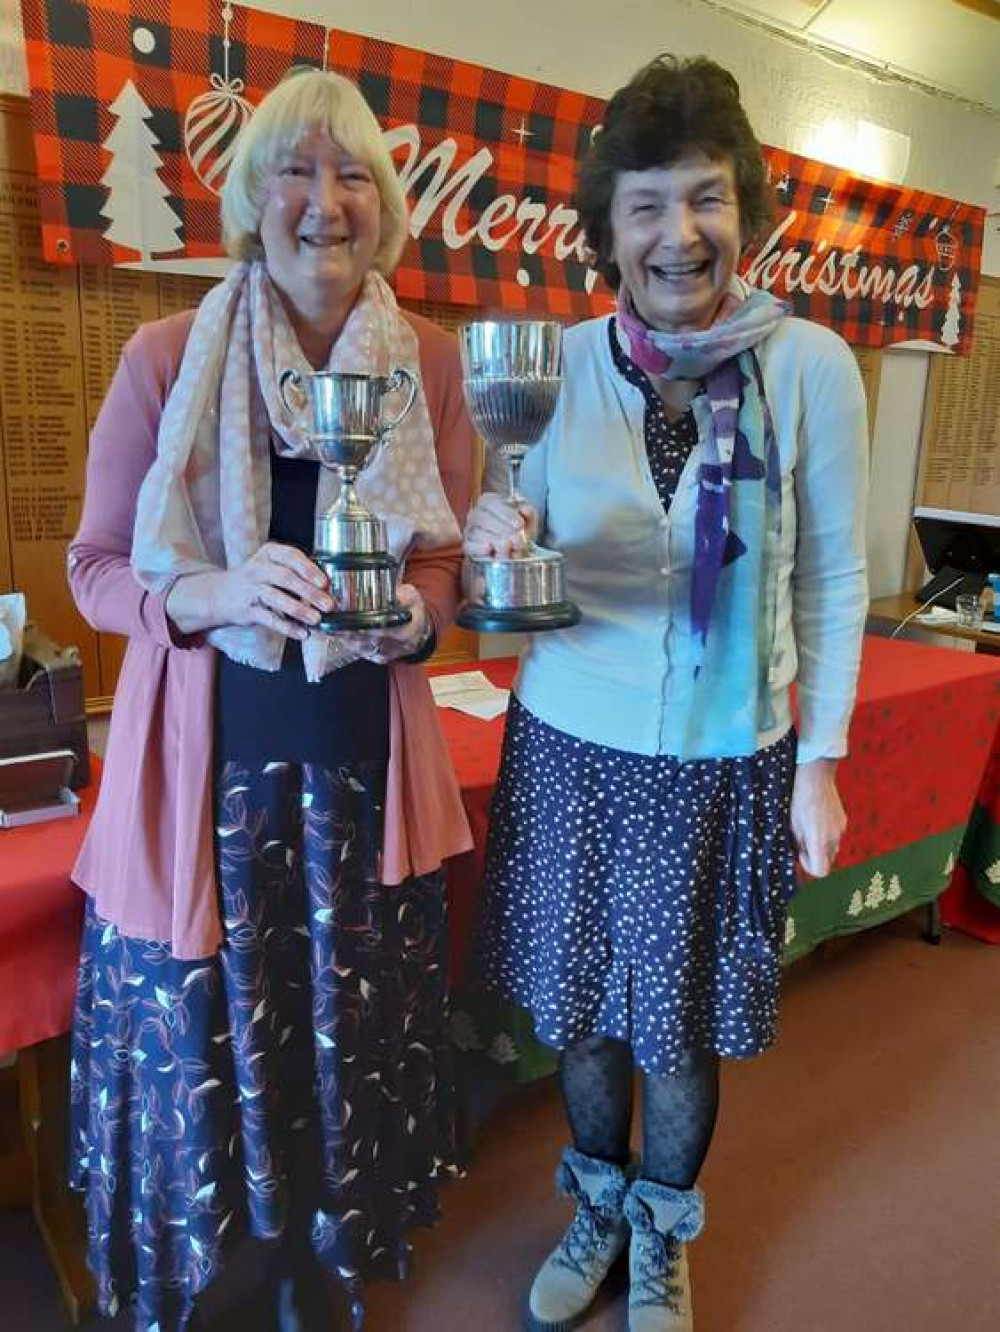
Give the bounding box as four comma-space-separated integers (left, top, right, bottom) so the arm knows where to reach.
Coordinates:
259, 125, 382, 328
609, 148, 743, 333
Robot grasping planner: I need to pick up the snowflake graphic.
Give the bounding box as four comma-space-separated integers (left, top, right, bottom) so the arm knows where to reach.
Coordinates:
848, 890, 865, 917
886, 874, 902, 902
892, 209, 914, 239
986, 860, 1000, 886
784, 916, 797, 945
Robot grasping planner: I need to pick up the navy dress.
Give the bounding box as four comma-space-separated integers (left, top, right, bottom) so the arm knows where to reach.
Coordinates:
477, 323, 798, 1076
70, 451, 458, 1331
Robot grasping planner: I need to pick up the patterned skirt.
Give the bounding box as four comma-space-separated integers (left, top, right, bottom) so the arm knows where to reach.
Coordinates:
478, 697, 798, 1075
69, 759, 459, 1332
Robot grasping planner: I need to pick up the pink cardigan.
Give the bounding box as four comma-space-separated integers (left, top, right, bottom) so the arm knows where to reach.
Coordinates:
69, 308, 474, 960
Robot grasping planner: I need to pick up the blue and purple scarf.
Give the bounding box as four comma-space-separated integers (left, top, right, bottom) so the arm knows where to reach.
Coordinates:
616, 278, 788, 752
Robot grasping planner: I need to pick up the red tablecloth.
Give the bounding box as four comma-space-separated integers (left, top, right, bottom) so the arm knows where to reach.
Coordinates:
436, 636, 1000, 977
3, 634, 999, 1052
941, 723, 1000, 942
832, 637, 1000, 864
433, 659, 518, 979
0, 762, 99, 1053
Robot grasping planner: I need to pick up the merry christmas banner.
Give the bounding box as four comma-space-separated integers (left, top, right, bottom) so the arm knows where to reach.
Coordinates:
19, 0, 985, 352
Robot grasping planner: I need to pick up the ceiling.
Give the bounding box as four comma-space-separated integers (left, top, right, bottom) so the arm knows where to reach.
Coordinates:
706, 0, 1000, 114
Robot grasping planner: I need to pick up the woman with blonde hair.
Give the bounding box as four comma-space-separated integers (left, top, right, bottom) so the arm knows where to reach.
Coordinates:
67, 67, 473, 1331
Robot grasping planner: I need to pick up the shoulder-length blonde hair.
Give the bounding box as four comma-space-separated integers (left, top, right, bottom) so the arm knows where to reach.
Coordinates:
220, 67, 409, 275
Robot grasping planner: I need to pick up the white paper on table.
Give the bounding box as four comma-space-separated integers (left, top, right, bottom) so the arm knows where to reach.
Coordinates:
914, 606, 957, 625
429, 669, 510, 720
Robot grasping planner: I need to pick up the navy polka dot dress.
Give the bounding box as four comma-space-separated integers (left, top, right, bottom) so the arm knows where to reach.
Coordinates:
476, 323, 798, 1076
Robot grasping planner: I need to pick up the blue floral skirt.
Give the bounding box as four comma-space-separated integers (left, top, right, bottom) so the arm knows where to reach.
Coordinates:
69, 759, 459, 1331
478, 697, 798, 1075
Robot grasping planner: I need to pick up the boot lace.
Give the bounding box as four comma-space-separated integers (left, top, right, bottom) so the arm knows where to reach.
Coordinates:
631, 1220, 684, 1314
552, 1167, 625, 1285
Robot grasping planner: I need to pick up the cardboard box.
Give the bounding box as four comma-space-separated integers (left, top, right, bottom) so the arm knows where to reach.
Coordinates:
0, 628, 90, 790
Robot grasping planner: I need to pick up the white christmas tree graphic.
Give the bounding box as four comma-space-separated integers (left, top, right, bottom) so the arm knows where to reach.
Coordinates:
100, 79, 183, 259
941, 273, 962, 350
864, 871, 886, 911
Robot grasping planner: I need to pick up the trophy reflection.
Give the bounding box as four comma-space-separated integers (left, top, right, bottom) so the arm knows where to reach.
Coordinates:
278, 367, 416, 631
458, 319, 580, 632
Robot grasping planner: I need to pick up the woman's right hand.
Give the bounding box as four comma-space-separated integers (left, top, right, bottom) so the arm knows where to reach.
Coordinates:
463, 493, 539, 558
165, 543, 335, 638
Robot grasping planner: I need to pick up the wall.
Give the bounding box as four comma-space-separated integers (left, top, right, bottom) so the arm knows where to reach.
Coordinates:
2, 0, 999, 596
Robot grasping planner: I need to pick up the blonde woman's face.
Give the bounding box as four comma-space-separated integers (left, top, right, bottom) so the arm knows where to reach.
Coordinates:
259, 126, 381, 320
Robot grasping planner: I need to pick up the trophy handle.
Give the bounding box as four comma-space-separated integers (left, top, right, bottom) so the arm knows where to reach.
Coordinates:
379, 367, 418, 439
278, 367, 305, 420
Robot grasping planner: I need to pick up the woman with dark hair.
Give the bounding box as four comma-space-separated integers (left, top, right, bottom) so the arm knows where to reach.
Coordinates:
465, 55, 868, 1331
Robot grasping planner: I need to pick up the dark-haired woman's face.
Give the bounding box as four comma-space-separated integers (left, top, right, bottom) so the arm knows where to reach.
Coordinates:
609, 148, 741, 332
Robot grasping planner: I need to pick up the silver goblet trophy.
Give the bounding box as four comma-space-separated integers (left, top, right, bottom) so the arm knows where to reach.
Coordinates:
458, 319, 580, 632
278, 367, 417, 631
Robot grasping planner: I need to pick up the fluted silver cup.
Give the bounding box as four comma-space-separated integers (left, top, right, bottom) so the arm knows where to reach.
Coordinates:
277, 367, 417, 631
458, 320, 580, 632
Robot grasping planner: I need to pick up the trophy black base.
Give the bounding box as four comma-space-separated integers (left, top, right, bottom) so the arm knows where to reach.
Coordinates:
314, 550, 410, 634
456, 601, 581, 633
316, 606, 411, 633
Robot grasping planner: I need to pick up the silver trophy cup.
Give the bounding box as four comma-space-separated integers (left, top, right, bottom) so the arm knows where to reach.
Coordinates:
458, 319, 580, 632
278, 367, 417, 631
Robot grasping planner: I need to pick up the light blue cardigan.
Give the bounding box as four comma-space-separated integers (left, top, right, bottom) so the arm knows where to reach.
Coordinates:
497, 314, 869, 763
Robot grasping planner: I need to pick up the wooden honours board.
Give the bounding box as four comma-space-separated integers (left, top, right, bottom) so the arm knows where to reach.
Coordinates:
853, 347, 881, 446
914, 275, 1000, 515
0, 95, 220, 705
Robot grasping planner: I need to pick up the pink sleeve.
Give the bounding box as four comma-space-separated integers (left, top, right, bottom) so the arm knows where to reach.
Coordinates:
67, 315, 198, 648
404, 317, 475, 637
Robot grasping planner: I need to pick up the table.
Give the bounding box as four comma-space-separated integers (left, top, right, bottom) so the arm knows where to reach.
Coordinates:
15, 639, 998, 1054
941, 731, 1000, 942
862, 596, 1000, 943
439, 637, 1000, 1078
0, 762, 99, 1322
0, 772, 96, 1053
869, 593, 1000, 654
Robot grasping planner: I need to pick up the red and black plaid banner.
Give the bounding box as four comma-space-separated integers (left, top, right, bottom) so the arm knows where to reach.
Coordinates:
745, 148, 982, 354
19, 0, 985, 350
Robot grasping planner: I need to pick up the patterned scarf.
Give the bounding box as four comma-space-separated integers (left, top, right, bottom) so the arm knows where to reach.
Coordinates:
616, 277, 788, 750
131, 262, 460, 681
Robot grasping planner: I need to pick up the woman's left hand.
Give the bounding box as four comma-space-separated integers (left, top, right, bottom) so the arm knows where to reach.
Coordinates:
790, 758, 846, 878
347, 583, 433, 663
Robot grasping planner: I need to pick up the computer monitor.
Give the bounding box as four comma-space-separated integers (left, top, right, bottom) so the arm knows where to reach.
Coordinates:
913, 506, 1000, 607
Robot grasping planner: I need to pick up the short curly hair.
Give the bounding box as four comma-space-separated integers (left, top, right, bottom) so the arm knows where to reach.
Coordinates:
576, 55, 773, 290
